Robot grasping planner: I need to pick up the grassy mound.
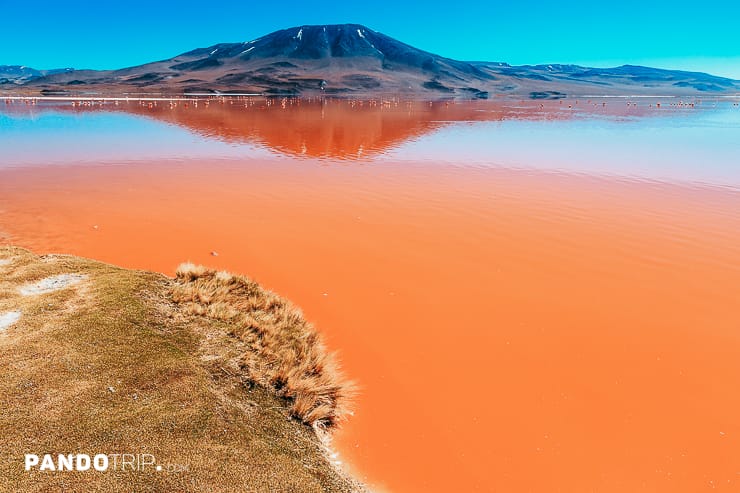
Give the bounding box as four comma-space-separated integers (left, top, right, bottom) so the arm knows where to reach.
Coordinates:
172, 264, 354, 429
0, 246, 362, 492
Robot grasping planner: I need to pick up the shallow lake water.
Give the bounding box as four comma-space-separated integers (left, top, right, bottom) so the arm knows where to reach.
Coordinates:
2, 97, 739, 492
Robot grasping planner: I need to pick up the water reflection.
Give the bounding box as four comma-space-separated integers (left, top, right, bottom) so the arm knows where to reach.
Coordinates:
1, 97, 650, 161
4, 97, 739, 187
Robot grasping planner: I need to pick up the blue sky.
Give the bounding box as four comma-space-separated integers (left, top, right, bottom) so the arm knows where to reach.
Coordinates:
1, 0, 739, 78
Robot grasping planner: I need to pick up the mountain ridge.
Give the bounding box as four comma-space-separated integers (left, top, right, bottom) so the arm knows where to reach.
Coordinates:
0, 65, 74, 84
3, 24, 739, 98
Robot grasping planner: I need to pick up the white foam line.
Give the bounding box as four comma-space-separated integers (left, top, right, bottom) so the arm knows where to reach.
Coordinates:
3, 96, 200, 102
183, 92, 262, 97
579, 95, 706, 99
2, 95, 259, 102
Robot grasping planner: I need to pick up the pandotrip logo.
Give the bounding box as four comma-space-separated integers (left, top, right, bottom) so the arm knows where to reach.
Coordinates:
24, 454, 189, 473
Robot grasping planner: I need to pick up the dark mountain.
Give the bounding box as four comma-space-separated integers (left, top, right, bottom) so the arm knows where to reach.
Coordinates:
180, 24, 494, 79
4, 25, 739, 98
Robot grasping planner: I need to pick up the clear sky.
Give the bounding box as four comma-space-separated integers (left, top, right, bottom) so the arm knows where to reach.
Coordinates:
1, 0, 739, 78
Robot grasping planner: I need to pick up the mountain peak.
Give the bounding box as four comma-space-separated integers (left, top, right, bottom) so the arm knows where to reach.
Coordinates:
250, 23, 383, 59
180, 24, 395, 62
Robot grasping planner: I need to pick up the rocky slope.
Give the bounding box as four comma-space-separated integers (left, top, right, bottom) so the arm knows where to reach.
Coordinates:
4, 24, 739, 98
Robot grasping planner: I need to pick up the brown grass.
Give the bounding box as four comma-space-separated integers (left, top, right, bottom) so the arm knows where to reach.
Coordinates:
0, 247, 364, 492
171, 263, 354, 430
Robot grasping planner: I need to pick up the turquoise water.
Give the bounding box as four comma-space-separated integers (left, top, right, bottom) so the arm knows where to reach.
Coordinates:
390, 107, 740, 187
2, 99, 739, 188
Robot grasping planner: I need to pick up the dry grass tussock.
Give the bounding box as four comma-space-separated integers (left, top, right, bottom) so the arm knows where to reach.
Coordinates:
0, 247, 363, 492
172, 262, 354, 429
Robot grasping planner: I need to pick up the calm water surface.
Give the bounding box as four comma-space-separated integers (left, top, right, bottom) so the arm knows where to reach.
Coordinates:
1, 98, 739, 492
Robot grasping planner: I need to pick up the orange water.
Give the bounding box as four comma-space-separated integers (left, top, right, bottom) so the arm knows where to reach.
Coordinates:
1, 100, 739, 492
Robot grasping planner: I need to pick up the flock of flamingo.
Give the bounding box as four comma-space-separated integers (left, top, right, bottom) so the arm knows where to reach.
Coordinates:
3, 95, 739, 111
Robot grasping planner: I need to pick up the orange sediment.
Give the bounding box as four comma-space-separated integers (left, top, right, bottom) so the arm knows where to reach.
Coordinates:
1, 158, 739, 492
1, 100, 739, 492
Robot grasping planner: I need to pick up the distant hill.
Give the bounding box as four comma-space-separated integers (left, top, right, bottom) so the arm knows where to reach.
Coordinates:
0, 65, 74, 84
477, 63, 740, 95
3, 25, 739, 98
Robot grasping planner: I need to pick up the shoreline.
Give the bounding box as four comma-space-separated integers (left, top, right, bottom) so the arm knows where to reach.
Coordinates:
0, 246, 364, 492
4, 92, 739, 103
